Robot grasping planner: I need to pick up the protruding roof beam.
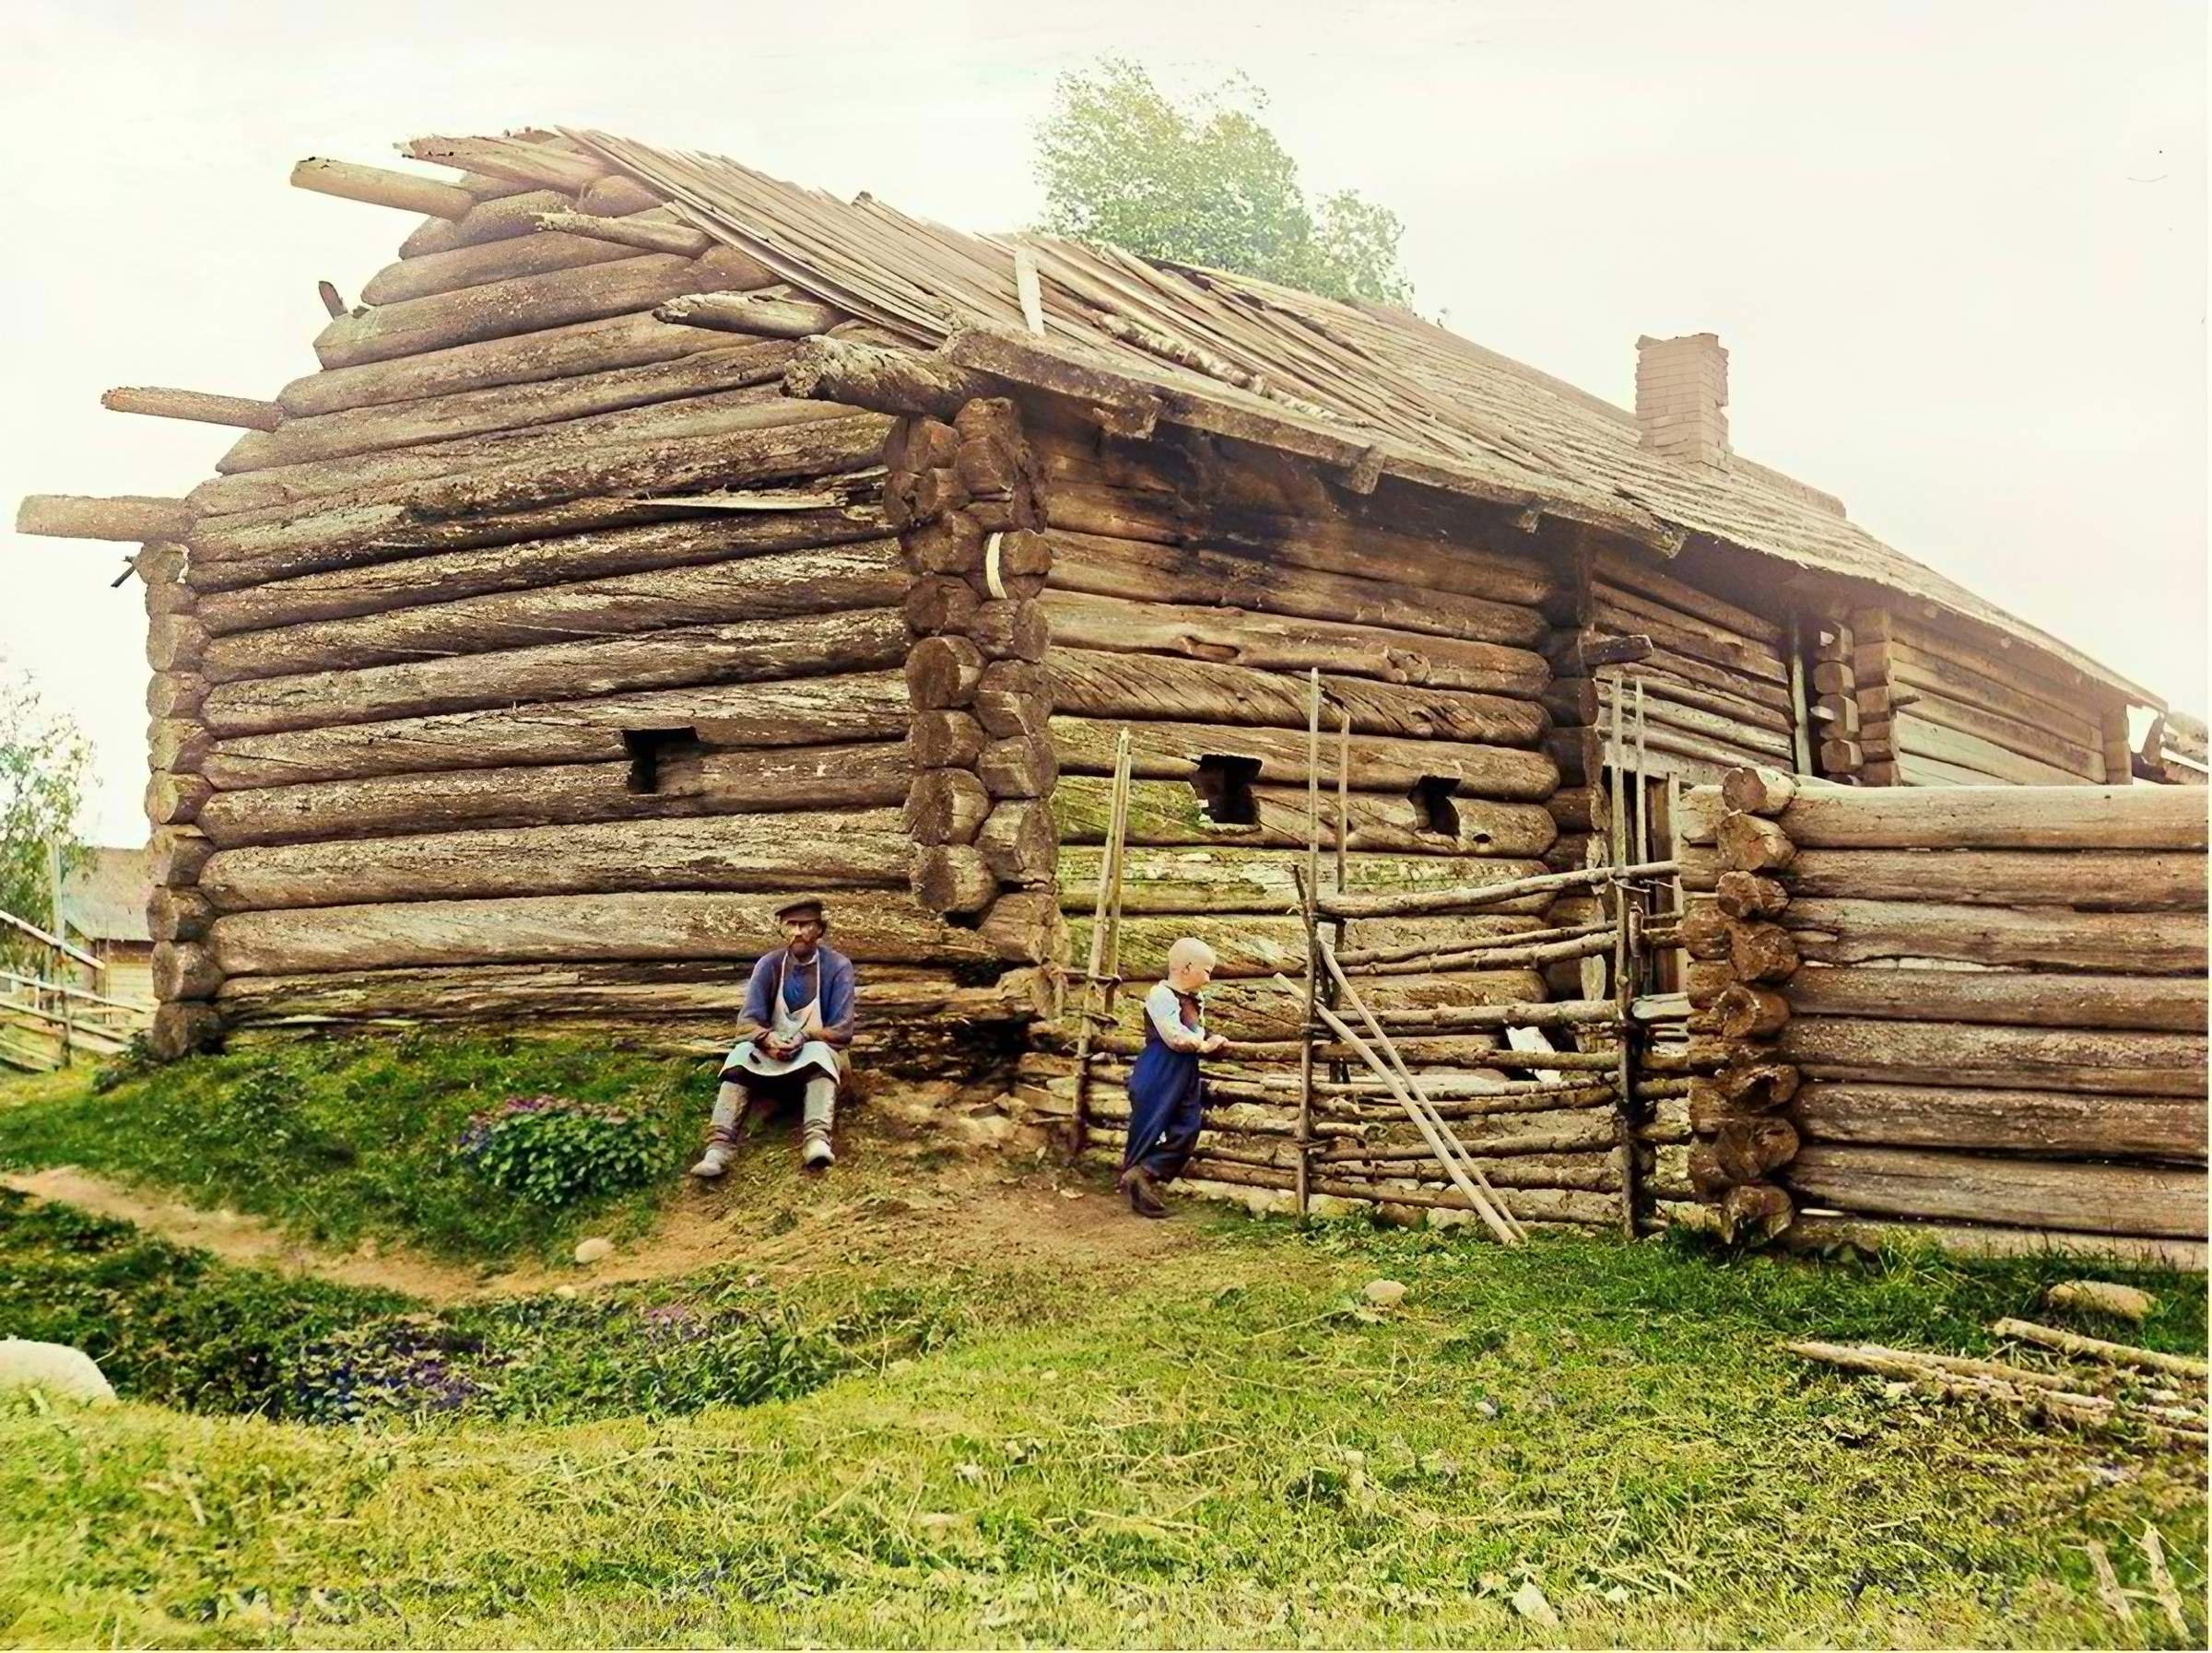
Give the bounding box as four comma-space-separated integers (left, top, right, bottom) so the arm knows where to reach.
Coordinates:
17, 495, 196, 542
289, 158, 476, 219
101, 387, 283, 432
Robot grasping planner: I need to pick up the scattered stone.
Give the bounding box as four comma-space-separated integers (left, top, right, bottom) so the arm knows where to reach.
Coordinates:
1511, 1580, 1559, 1628
553, 1284, 579, 1300
0, 1340, 115, 1404
1362, 1279, 1407, 1309
1057, 1188, 1083, 1200
1472, 1398, 1500, 1421
572, 1237, 615, 1266
955, 1461, 986, 1485
2047, 1281, 2157, 1322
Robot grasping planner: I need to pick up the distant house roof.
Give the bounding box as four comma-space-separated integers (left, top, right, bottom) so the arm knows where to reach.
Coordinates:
59, 847, 149, 945
566, 127, 2154, 706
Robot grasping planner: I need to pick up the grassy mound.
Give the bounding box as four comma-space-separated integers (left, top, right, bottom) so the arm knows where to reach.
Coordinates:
0, 1035, 705, 1263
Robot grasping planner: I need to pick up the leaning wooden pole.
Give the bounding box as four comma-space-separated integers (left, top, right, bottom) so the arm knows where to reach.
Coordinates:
1295, 668, 1324, 1218
1068, 727, 1132, 1157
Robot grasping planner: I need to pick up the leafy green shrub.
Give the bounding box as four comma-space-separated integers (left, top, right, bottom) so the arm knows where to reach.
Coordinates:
457, 1094, 665, 1207
88, 1035, 158, 1095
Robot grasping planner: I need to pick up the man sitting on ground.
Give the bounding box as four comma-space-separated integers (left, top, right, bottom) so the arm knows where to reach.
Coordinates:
689, 897, 855, 1178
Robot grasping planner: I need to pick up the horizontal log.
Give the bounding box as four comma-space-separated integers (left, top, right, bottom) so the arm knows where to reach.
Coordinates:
313, 247, 771, 369
1592, 545, 1783, 645
1047, 529, 1549, 651
1596, 636, 1795, 714
1880, 612, 2106, 709
191, 415, 891, 569
215, 960, 1043, 1028
657, 290, 842, 337
275, 309, 734, 421
531, 208, 712, 258
1778, 1016, 2206, 1096
1050, 776, 1558, 858
1594, 587, 1787, 684
1784, 897, 2206, 975
1781, 1213, 2207, 1273
359, 224, 653, 309
1051, 716, 1558, 799
1053, 848, 1547, 915
199, 383, 844, 525
202, 671, 909, 788
201, 539, 906, 686
1877, 640, 2105, 749
1884, 712, 2096, 786
401, 134, 609, 193
200, 811, 911, 910
1791, 1081, 2206, 1160
210, 889, 994, 976
1758, 784, 2206, 850
1597, 679, 1793, 761
782, 336, 1006, 418
1065, 912, 1541, 981
398, 189, 572, 260
290, 158, 476, 219
1041, 589, 1548, 698
1878, 680, 2110, 779
1788, 1144, 2206, 1239
1320, 860, 1674, 920
200, 352, 802, 512
17, 495, 194, 542
101, 387, 282, 432
1083, 968, 1547, 1042
1204, 505, 1557, 610
1770, 847, 2205, 910
194, 503, 883, 630
1784, 966, 2206, 1032
1047, 648, 1547, 746
196, 743, 907, 848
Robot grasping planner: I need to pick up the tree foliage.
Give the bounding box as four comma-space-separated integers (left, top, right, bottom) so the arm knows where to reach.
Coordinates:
1036, 60, 1413, 307
0, 673, 91, 966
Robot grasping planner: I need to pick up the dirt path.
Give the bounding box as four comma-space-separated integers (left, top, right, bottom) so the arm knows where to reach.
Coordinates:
4, 1143, 1201, 1307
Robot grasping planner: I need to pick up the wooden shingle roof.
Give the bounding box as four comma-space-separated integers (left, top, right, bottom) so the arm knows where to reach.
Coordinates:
568, 128, 2156, 706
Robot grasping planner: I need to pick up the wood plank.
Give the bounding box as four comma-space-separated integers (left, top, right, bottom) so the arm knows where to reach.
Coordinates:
1888, 712, 2097, 786
1053, 848, 1546, 915
1592, 545, 1783, 644
1869, 677, 2107, 779
1594, 582, 1789, 682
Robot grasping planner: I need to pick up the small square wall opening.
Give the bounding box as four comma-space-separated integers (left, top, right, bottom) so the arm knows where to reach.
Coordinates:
1410, 775, 1461, 838
1191, 754, 1262, 826
621, 726, 701, 794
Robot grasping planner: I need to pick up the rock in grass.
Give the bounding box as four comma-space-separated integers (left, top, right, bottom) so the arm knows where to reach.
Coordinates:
1510, 1580, 1559, 1627
572, 1237, 615, 1266
1362, 1279, 1407, 1309
0, 1340, 115, 1404
2047, 1281, 2156, 1322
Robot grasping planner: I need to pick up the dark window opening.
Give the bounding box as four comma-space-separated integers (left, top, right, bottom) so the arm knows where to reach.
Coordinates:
1191, 754, 1262, 826
621, 726, 700, 795
1410, 775, 1461, 838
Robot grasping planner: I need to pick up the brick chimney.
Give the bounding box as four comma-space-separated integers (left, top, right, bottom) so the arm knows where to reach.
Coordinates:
1635, 333, 1730, 468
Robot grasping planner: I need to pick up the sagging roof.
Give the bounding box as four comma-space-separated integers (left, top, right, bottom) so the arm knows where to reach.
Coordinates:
59, 847, 150, 945
559, 130, 2149, 704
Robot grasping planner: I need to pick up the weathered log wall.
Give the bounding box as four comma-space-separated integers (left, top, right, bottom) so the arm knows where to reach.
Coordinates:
129, 156, 1036, 1072
1678, 770, 2207, 1263
1013, 415, 1689, 1226
1853, 606, 2128, 787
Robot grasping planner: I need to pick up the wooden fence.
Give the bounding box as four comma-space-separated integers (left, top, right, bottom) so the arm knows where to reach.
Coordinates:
0, 908, 154, 1072
1679, 773, 2207, 1269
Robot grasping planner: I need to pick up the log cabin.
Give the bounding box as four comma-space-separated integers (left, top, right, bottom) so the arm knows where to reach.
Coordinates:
11, 125, 2175, 1148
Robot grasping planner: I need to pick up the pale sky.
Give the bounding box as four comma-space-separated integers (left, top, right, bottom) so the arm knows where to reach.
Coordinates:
4, 0, 2204, 845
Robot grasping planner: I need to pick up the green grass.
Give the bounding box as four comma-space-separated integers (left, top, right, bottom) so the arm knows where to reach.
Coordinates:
0, 1042, 2205, 1647
0, 1035, 706, 1263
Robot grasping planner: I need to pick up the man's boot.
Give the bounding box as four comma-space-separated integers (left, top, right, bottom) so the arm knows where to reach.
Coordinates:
688, 1143, 733, 1179
800, 1074, 836, 1170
